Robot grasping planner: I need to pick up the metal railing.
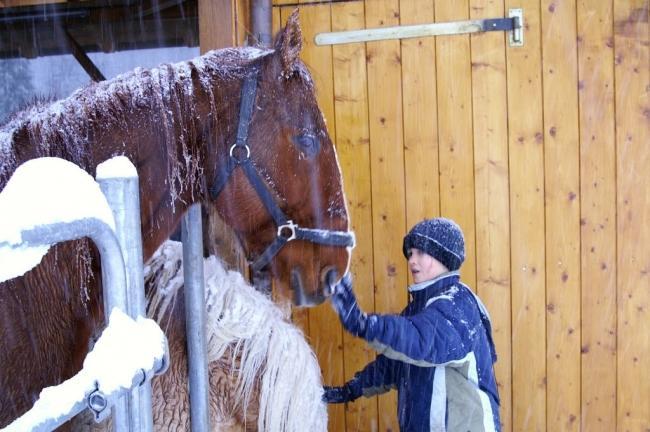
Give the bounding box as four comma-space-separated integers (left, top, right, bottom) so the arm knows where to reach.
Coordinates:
0, 157, 172, 431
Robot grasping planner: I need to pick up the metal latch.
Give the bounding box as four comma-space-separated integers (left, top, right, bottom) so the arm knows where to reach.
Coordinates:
508, 9, 524, 46
315, 8, 524, 47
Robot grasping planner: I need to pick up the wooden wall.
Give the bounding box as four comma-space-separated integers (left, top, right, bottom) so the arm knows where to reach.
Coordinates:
269, 1, 649, 431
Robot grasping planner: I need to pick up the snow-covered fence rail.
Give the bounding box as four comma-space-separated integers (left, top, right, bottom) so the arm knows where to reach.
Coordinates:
0, 157, 169, 431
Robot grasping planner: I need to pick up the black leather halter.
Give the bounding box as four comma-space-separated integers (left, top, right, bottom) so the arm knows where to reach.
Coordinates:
209, 70, 355, 273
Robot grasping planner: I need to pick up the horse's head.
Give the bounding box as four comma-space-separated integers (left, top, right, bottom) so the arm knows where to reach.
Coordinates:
209, 10, 353, 306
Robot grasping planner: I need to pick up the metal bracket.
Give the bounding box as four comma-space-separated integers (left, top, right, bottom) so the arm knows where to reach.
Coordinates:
509, 8, 524, 47
314, 9, 524, 46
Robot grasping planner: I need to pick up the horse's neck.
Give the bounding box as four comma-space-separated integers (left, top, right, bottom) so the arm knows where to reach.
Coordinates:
0, 59, 244, 260
118, 65, 241, 259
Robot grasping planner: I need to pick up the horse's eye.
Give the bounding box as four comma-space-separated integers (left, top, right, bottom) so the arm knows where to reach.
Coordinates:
293, 133, 320, 159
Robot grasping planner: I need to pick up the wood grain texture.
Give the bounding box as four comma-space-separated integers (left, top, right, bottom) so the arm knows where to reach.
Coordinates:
364, 1, 406, 430
614, 0, 650, 430
469, 0, 512, 429
400, 0, 440, 233
199, 0, 235, 52
434, 0, 477, 289
577, 0, 618, 429
505, 0, 547, 430
541, 0, 582, 430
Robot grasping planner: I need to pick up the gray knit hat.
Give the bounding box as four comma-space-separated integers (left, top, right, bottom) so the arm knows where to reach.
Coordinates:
402, 218, 465, 271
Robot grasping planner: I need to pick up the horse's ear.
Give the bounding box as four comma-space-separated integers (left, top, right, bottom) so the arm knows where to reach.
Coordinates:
274, 8, 303, 77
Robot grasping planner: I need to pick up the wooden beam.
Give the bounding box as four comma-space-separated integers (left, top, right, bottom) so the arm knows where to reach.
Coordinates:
315, 17, 518, 46
63, 28, 106, 82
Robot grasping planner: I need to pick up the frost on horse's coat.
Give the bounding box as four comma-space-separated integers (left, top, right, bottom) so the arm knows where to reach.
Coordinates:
0, 10, 349, 428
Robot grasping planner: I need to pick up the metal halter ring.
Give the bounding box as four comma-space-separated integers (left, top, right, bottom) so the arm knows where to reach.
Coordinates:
277, 220, 298, 241
229, 144, 251, 162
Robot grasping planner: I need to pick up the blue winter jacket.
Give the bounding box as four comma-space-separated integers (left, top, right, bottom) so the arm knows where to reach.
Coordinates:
345, 271, 500, 432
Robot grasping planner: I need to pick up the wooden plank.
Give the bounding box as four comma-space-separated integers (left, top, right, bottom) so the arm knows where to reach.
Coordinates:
468, 0, 511, 429
540, 1, 581, 431
614, 1, 650, 430
504, 0, 546, 430
330, 2, 377, 431
235, 0, 251, 46
435, 0, 477, 289
364, 1, 405, 430
400, 0, 439, 235
199, 0, 235, 52
272, 5, 281, 45
576, 1, 618, 429
331, 4, 378, 431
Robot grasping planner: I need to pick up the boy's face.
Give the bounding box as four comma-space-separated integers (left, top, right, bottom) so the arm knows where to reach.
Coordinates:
407, 248, 449, 283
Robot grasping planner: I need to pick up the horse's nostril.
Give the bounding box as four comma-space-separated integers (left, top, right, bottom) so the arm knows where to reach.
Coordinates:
321, 267, 338, 296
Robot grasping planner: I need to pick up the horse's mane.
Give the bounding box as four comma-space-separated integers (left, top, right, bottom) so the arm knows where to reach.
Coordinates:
0, 47, 273, 193
144, 240, 327, 431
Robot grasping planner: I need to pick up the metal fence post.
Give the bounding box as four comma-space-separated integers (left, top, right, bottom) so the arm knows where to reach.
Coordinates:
182, 203, 209, 431
97, 161, 153, 432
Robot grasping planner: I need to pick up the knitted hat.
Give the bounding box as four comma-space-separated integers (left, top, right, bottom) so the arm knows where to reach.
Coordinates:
402, 218, 465, 271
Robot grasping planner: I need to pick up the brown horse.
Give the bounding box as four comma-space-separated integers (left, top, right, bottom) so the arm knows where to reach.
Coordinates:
0, 10, 350, 427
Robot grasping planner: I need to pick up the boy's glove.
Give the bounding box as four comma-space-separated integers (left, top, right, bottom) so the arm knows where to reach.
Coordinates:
322, 385, 353, 403
322, 380, 362, 403
331, 273, 367, 337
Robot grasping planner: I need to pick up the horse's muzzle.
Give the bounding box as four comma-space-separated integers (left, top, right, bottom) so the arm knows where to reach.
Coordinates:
290, 266, 338, 306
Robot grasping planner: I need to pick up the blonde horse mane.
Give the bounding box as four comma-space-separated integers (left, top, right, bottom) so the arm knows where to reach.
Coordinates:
144, 240, 327, 432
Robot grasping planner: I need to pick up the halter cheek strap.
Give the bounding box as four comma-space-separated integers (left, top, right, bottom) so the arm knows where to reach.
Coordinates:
209, 71, 355, 273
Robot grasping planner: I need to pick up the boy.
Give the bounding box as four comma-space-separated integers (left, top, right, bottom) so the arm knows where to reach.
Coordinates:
323, 218, 500, 432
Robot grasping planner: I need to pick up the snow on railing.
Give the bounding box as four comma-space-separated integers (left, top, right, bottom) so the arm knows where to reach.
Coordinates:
2, 308, 168, 432
0, 157, 115, 282
0, 156, 168, 431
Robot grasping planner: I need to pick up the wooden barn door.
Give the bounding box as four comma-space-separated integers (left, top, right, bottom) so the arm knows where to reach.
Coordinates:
271, 0, 649, 431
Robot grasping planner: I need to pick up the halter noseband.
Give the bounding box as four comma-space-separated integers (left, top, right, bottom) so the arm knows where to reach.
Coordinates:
209, 70, 355, 273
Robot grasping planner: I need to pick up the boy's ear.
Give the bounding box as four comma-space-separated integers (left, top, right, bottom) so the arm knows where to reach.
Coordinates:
274, 8, 302, 76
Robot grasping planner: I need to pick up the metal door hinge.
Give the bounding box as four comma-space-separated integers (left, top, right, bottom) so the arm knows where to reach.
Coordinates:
509, 9, 524, 47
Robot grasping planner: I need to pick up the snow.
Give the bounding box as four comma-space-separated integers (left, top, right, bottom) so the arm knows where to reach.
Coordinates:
3, 308, 166, 432
0, 157, 116, 283
0, 244, 49, 283
96, 155, 138, 179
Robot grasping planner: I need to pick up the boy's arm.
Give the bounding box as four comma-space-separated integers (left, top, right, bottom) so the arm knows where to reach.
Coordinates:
365, 304, 469, 366
331, 274, 470, 366
323, 355, 399, 403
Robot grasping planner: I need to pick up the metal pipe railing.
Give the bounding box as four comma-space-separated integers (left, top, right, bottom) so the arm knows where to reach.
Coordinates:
182, 203, 210, 432
4, 217, 129, 430
16, 219, 127, 320
98, 169, 153, 432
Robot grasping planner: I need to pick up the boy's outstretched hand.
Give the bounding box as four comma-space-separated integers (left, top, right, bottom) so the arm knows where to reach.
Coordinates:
322, 385, 353, 403
331, 273, 368, 337
322, 379, 362, 404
